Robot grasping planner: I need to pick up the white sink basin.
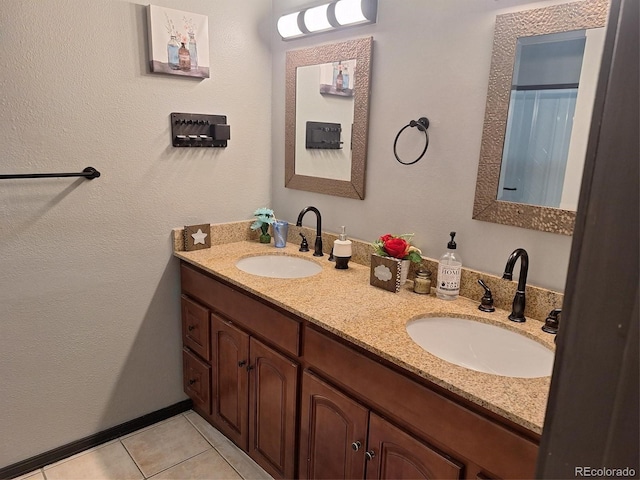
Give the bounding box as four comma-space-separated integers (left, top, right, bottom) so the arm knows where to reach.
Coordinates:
235, 254, 322, 279
406, 317, 554, 378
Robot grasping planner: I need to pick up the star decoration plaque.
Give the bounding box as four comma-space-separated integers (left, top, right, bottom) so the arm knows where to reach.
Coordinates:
184, 224, 211, 251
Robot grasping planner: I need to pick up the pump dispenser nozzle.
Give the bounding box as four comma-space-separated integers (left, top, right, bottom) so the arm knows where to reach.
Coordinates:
448, 232, 457, 249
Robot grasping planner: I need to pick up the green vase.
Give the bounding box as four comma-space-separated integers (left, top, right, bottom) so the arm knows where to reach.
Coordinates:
259, 232, 271, 244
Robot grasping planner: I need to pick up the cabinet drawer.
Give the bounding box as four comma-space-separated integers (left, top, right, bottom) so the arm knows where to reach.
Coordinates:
181, 263, 301, 356
181, 295, 210, 361
183, 348, 211, 415
304, 326, 538, 479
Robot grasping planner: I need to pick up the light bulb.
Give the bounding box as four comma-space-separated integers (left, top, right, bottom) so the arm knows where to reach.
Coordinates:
277, 11, 303, 39
334, 0, 367, 25
303, 4, 332, 32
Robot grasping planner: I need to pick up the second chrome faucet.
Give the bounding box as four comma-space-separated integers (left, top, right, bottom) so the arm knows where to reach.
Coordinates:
296, 206, 323, 257
502, 248, 529, 322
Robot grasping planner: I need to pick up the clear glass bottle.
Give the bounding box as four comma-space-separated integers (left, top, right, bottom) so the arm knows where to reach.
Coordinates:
436, 232, 462, 300
342, 66, 350, 90
188, 32, 198, 70
413, 269, 432, 295
167, 35, 180, 70
179, 42, 191, 71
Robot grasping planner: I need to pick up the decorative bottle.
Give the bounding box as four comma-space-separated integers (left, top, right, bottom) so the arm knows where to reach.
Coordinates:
336, 67, 344, 91
436, 232, 462, 300
342, 66, 350, 90
333, 61, 342, 87
179, 42, 191, 71
167, 35, 180, 70
188, 32, 198, 70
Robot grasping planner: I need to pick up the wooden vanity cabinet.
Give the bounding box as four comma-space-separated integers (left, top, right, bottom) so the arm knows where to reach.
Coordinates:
211, 315, 298, 479
210, 314, 248, 450
181, 295, 211, 415
302, 325, 539, 480
180, 263, 299, 479
366, 412, 463, 480
179, 261, 539, 480
299, 371, 369, 479
299, 371, 462, 480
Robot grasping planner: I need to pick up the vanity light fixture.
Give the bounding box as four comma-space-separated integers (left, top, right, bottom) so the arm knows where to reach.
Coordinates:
277, 0, 377, 40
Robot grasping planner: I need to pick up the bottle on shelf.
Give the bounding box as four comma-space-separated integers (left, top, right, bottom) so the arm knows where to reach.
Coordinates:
167, 35, 180, 70
179, 42, 191, 71
188, 32, 198, 70
336, 67, 344, 91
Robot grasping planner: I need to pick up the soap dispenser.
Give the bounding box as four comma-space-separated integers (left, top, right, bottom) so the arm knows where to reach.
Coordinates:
333, 226, 352, 269
436, 232, 462, 300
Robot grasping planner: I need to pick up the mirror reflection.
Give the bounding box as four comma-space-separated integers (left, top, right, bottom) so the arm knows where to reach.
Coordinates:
295, 60, 357, 181
498, 29, 606, 210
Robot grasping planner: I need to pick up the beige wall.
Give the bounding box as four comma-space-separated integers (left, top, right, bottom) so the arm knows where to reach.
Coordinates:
0, 0, 272, 467
1, 0, 597, 468
271, 0, 583, 292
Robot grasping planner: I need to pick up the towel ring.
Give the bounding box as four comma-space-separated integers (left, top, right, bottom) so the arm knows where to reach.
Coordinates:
393, 117, 430, 165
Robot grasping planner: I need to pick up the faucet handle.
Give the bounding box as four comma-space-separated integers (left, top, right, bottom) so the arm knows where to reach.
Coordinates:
299, 232, 309, 252
477, 279, 495, 312
542, 309, 561, 334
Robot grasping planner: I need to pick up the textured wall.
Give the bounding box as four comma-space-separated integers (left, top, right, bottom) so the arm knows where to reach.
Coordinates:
0, 0, 272, 467
271, 0, 582, 292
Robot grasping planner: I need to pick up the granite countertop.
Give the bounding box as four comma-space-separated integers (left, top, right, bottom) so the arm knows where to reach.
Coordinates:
174, 240, 553, 435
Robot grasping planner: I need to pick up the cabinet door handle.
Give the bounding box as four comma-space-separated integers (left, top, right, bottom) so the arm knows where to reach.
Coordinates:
351, 441, 362, 452
188, 379, 196, 385
246, 365, 254, 371
365, 450, 375, 461
238, 360, 247, 367
187, 325, 195, 331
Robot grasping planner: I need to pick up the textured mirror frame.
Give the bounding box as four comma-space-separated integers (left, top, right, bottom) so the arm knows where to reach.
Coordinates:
285, 36, 372, 199
472, 0, 608, 235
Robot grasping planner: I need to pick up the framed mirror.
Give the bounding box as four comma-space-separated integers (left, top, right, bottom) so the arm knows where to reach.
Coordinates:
472, 0, 608, 235
285, 37, 372, 199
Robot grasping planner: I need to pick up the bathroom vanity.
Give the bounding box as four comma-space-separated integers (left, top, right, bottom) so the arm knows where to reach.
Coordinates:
175, 240, 553, 479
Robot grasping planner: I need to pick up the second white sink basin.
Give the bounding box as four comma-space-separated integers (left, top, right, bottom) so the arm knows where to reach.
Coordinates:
235, 254, 322, 279
406, 317, 554, 378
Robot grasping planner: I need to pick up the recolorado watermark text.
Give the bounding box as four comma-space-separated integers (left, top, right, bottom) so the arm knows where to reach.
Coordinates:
575, 466, 637, 477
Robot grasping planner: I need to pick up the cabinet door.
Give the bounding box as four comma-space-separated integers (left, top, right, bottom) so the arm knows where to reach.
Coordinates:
183, 348, 211, 415
299, 371, 369, 480
366, 413, 462, 480
181, 295, 210, 361
211, 314, 249, 450
248, 337, 298, 479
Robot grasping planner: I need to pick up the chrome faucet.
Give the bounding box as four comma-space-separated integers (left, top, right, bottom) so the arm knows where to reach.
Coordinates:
296, 206, 323, 257
502, 248, 529, 322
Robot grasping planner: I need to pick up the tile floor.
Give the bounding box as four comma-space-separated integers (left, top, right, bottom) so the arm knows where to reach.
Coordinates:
15, 411, 273, 480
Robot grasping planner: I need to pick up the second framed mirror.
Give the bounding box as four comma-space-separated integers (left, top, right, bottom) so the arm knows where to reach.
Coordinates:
285, 36, 373, 199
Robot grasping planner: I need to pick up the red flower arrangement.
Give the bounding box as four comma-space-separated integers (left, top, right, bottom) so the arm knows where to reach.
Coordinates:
372, 233, 422, 263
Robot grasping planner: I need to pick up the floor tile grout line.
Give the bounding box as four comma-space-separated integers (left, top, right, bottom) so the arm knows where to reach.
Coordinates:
140, 447, 216, 479
182, 413, 246, 479
118, 439, 146, 479
210, 445, 246, 480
